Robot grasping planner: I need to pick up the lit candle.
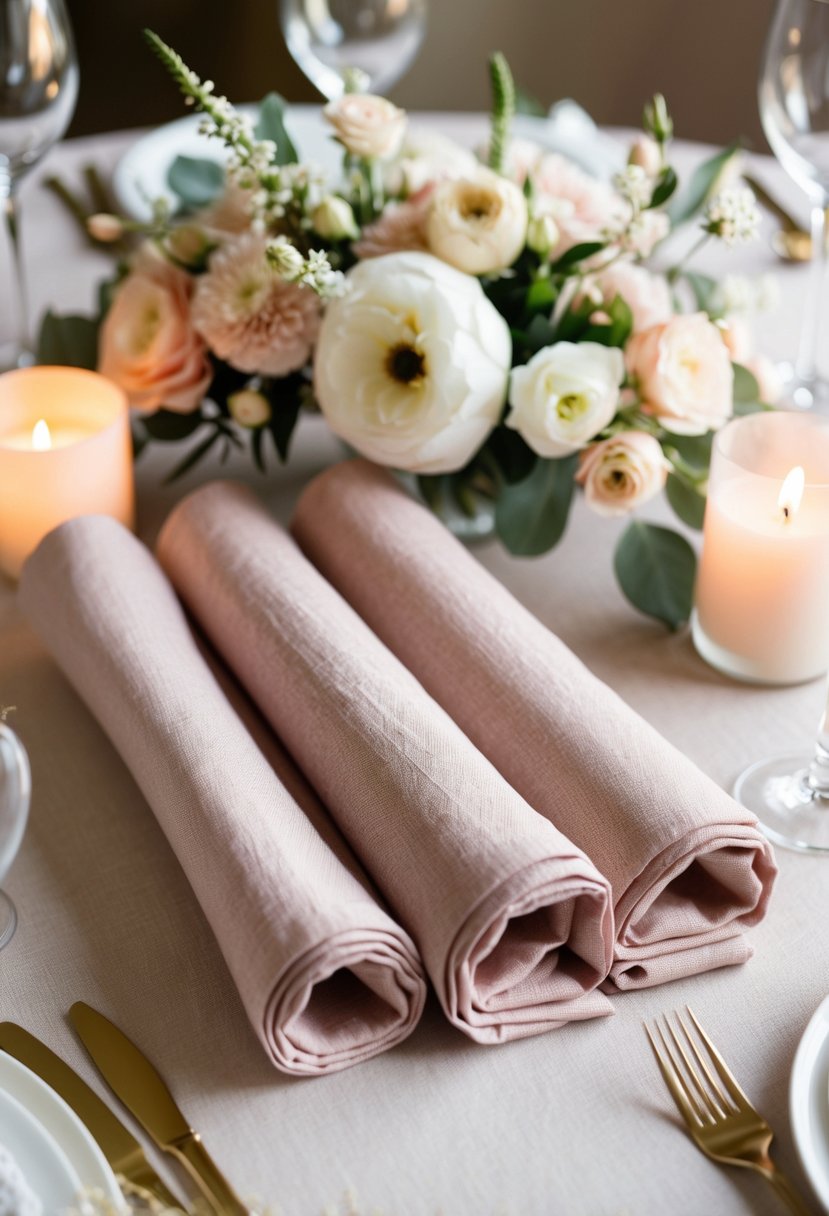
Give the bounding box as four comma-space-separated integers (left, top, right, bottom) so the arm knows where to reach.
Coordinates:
0, 366, 135, 579
692, 412, 829, 684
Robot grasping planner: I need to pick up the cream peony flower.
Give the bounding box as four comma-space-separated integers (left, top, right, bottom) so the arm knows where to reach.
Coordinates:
191, 233, 320, 376
98, 243, 212, 414
576, 431, 669, 517
583, 262, 673, 333
323, 93, 407, 160
353, 185, 433, 259
627, 312, 734, 435
313, 251, 511, 473
506, 342, 624, 458
426, 168, 528, 275
531, 153, 624, 252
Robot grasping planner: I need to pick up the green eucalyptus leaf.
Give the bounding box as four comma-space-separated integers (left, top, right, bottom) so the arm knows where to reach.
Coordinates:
495, 453, 578, 556
663, 430, 713, 472
486, 425, 538, 484
142, 409, 206, 440
514, 86, 546, 117
526, 277, 556, 313
417, 474, 445, 514
682, 270, 719, 314
255, 92, 299, 165
648, 165, 678, 209
262, 373, 305, 460
162, 428, 222, 483
666, 472, 706, 530
613, 521, 697, 629
36, 311, 100, 370
167, 155, 224, 210
666, 142, 740, 227
732, 362, 761, 405
523, 313, 557, 355
550, 240, 605, 272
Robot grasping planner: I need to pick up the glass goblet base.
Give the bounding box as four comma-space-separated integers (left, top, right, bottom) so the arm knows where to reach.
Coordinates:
0, 890, 18, 949
774, 362, 829, 412
734, 751, 829, 853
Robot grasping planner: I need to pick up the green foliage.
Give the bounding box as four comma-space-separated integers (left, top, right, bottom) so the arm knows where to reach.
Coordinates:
550, 241, 606, 272
495, 454, 579, 556
666, 142, 740, 227
681, 270, 719, 314
255, 93, 299, 165
613, 521, 696, 629
262, 373, 306, 461
665, 472, 706, 530
648, 166, 677, 209
485, 426, 538, 485
514, 86, 546, 117
36, 311, 100, 370
141, 410, 205, 440
167, 156, 224, 210
487, 52, 516, 174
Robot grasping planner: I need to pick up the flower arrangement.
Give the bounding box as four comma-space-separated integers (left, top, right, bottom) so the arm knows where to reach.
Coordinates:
42, 32, 778, 628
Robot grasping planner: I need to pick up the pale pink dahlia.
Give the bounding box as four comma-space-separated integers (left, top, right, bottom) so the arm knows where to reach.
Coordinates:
192, 233, 320, 376
353, 185, 433, 260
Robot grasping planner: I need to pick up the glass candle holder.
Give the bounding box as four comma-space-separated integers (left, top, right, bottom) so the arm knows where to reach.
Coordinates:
0, 366, 135, 579
0, 722, 31, 949
692, 412, 829, 684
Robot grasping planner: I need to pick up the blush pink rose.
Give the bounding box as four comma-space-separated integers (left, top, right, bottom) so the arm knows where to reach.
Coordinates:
532, 153, 624, 252
98, 244, 212, 414
576, 431, 669, 517
582, 262, 673, 333
627, 312, 734, 435
354, 185, 433, 260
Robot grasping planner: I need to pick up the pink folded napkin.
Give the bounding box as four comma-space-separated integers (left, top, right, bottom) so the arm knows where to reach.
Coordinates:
291, 459, 778, 991
157, 482, 615, 1042
20, 515, 427, 1075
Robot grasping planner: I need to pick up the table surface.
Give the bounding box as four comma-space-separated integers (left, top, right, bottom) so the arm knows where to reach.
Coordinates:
1, 117, 828, 1216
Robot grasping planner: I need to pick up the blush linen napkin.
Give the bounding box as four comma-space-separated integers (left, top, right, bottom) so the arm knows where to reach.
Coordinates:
20, 514, 427, 1076
157, 481, 616, 1043
291, 459, 778, 992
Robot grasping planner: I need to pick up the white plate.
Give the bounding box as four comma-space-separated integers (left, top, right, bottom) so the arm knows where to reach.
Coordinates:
0, 1052, 123, 1206
791, 993, 829, 1213
112, 101, 623, 222
0, 1085, 81, 1213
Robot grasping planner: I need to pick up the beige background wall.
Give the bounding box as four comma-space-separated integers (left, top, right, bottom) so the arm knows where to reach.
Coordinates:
69, 0, 777, 150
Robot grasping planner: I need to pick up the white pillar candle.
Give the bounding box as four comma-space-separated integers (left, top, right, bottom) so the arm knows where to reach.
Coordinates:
0, 366, 135, 580
692, 412, 829, 684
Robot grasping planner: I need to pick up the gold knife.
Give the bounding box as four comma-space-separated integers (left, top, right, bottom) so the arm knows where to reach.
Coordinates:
69, 1002, 250, 1216
0, 1022, 181, 1210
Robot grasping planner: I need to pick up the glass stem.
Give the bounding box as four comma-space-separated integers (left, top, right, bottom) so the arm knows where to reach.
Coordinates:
807, 685, 829, 799
1, 183, 31, 358
795, 204, 829, 384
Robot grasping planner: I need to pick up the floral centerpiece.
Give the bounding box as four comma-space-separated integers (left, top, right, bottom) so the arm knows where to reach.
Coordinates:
42, 32, 778, 628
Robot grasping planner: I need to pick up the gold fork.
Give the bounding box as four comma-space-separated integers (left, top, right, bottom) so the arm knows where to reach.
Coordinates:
645, 1006, 814, 1216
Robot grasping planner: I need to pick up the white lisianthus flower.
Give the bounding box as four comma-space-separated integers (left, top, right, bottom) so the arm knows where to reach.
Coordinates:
313, 251, 511, 473
506, 342, 625, 458
426, 167, 528, 275
323, 93, 407, 160
576, 431, 669, 517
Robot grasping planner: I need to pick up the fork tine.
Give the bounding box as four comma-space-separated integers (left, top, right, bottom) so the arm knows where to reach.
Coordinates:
673, 1010, 735, 1115
644, 1021, 703, 1129
686, 1005, 752, 1112
662, 1014, 725, 1120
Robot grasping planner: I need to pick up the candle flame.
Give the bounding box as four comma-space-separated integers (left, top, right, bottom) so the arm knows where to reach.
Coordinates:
31, 419, 51, 452
778, 465, 805, 522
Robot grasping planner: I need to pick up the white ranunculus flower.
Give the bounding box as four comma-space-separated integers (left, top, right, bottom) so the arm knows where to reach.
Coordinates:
506, 342, 625, 458
313, 251, 512, 473
426, 168, 528, 275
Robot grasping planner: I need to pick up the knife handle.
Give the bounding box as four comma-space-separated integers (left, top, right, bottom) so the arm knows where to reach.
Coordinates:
170, 1131, 250, 1216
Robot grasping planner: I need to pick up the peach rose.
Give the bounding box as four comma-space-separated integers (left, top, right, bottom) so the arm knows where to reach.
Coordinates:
98, 244, 212, 414
627, 312, 734, 435
323, 94, 407, 160
576, 431, 669, 517
582, 262, 673, 333
718, 316, 753, 364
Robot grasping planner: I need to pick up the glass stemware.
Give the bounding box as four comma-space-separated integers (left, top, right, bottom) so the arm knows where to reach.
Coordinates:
734, 678, 829, 852
759, 0, 829, 411
0, 722, 31, 949
0, 0, 78, 371
279, 0, 427, 100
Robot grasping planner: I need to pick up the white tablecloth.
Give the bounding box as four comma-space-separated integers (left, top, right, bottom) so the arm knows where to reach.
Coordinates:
1, 119, 827, 1216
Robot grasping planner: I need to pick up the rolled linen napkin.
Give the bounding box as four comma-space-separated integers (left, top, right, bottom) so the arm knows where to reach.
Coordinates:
291, 459, 778, 991
20, 516, 427, 1076
157, 482, 615, 1042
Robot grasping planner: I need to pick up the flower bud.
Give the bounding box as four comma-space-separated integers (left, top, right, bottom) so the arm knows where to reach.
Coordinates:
164, 224, 214, 269
87, 213, 124, 243
628, 134, 661, 177
228, 389, 272, 428
526, 212, 560, 256
266, 237, 305, 279
312, 195, 360, 241
643, 93, 673, 145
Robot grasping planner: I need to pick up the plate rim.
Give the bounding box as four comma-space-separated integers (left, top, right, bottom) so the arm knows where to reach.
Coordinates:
0, 1082, 82, 1209
790, 992, 829, 1213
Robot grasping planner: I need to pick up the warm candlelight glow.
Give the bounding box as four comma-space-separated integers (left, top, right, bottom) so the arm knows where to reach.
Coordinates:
778, 465, 805, 522
31, 419, 51, 452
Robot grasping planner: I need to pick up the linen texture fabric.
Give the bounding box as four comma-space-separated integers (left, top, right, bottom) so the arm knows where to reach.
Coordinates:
20, 514, 427, 1075
157, 481, 616, 1042
291, 459, 778, 990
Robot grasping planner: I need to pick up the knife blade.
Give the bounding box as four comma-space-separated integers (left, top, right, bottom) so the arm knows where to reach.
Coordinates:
69, 1002, 250, 1216
0, 1022, 181, 1210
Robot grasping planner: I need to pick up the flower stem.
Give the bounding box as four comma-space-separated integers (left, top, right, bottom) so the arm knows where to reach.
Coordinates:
487, 53, 515, 175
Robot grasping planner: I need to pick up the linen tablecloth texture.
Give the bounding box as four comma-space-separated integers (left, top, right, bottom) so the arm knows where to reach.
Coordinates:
19, 514, 427, 1075
157, 481, 617, 1041
292, 460, 778, 990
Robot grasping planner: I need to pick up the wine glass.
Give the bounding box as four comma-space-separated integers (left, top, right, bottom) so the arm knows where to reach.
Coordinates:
280, 0, 427, 100
0, 722, 31, 949
734, 679, 829, 853
0, 0, 79, 371
759, 0, 829, 411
